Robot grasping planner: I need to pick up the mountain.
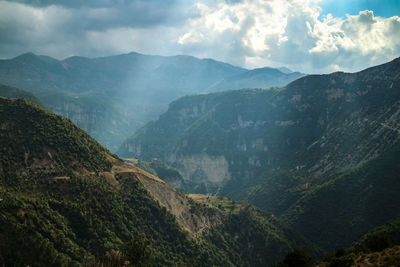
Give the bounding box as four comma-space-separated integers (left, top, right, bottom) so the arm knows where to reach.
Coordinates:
0, 52, 304, 151
0, 83, 43, 106
0, 52, 245, 151
277, 67, 294, 74
0, 96, 318, 266
205, 67, 305, 92
118, 57, 400, 252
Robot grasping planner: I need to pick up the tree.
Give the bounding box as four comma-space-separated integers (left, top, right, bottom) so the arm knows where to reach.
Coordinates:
365, 233, 391, 252
123, 234, 153, 266
273, 247, 315, 267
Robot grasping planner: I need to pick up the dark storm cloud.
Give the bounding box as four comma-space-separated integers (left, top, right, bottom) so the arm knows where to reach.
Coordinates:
0, 0, 194, 59
9, 0, 186, 28
11, 0, 174, 8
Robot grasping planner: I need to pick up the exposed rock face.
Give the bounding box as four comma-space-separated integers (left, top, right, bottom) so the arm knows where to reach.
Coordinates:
131, 164, 223, 236
172, 153, 231, 192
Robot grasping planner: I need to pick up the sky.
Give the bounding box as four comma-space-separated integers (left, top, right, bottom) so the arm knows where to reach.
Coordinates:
0, 0, 399, 73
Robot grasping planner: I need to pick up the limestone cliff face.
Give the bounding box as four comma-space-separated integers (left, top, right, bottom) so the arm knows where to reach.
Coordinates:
169, 153, 231, 193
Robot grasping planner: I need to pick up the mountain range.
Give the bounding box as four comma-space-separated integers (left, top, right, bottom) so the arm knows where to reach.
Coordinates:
118, 56, 400, 252
0, 52, 303, 151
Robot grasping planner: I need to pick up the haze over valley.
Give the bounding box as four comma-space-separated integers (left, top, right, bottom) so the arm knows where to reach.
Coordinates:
0, 51, 304, 151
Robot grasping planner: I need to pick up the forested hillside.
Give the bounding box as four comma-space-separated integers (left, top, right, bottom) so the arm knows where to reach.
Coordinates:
0, 97, 317, 266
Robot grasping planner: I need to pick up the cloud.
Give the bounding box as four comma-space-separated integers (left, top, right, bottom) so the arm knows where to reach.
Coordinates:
308, 10, 400, 71
0, 0, 190, 58
177, 0, 400, 72
0, 0, 399, 73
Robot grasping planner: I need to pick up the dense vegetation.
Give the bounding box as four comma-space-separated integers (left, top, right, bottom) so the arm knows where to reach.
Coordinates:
0, 173, 218, 266
188, 195, 321, 266
0, 97, 112, 180
0, 98, 210, 265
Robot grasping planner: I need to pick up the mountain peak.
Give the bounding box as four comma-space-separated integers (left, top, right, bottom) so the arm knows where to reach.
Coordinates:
12, 52, 61, 67
12, 52, 38, 61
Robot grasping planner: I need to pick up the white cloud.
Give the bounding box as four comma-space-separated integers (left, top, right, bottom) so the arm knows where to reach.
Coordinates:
178, 31, 205, 45
308, 10, 400, 71
177, 0, 400, 73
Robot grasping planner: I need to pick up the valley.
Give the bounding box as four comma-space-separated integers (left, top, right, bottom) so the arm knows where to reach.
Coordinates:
2, 0, 400, 265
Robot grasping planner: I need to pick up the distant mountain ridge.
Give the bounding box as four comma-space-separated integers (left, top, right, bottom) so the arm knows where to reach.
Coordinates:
118, 56, 400, 252
205, 67, 305, 92
0, 51, 305, 151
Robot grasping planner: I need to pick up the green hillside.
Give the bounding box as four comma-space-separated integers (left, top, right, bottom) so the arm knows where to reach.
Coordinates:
0, 97, 317, 266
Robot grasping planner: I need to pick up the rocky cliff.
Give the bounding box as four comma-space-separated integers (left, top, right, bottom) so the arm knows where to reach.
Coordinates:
118, 57, 400, 252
